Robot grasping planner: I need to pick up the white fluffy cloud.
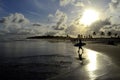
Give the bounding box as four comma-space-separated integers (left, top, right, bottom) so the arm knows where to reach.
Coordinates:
1, 0, 120, 39
46, 10, 68, 36
54, 9, 68, 30
48, 9, 68, 31
0, 13, 47, 37
106, 0, 120, 24
0, 12, 68, 39
109, 0, 120, 12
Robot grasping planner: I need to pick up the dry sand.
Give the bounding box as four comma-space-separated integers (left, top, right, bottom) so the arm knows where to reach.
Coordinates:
84, 42, 120, 66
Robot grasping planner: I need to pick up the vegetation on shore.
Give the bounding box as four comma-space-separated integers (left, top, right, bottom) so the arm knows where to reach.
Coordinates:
27, 31, 120, 45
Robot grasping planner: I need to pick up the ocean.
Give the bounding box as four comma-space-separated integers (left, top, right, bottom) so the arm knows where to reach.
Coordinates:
0, 39, 78, 80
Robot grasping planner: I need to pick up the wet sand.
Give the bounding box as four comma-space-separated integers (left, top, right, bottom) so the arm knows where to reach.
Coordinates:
0, 40, 120, 80
85, 42, 120, 66
54, 42, 120, 80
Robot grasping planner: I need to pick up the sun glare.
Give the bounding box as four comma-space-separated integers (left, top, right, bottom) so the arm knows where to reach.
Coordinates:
80, 9, 99, 26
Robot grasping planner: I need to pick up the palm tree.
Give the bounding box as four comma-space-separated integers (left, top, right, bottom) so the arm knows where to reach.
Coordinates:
114, 33, 118, 38
107, 31, 112, 38
100, 31, 105, 38
93, 32, 96, 36
92, 32, 96, 38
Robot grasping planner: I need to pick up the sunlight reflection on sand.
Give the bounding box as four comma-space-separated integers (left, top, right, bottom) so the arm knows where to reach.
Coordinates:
86, 49, 98, 71
85, 49, 98, 80
83, 48, 113, 80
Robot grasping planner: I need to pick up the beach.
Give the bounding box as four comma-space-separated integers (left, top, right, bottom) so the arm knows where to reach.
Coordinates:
0, 40, 120, 80
56, 42, 120, 80
85, 41, 120, 66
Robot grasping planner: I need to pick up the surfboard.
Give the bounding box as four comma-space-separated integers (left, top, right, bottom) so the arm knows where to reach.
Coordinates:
74, 42, 86, 47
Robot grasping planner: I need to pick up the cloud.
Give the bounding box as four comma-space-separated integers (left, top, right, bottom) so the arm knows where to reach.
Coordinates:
73, 1, 84, 7
109, 0, 120, 12
32, 23, 41, 26
0, 13, 30, 35
46, 10, 68, 36
105, 0, 120, 24
100, 24, 120, 35
0, 13, 47, 37
1, 13, 29, 24
60, 0, 75, 6
44, 30, 66, 36
66, 16, 88, 36
110, 16, 120, 24
59, 0, 85, 7
1, 0, 120, 39
85, 0, 120, 35
44, 31, 57, 36
65, 18, 112, 36
48, 14, 54, 18
66, 24, 80, 36
50, 9, 68, 30
48, 9, 84, 37
0, 12, 68, 39
88, 19, 111, 32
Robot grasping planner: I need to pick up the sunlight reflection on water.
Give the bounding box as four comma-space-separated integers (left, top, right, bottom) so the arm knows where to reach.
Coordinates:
85, 49, 99, 80
86, 49, 97, 71
83, 48, 113, 80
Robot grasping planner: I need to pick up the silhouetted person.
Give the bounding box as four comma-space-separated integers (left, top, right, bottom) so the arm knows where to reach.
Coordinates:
77, 34, 84, 60
77, 40, 84, 60
74, 34, 85, 61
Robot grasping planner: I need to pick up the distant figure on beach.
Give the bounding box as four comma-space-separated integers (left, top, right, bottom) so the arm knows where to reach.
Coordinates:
77, 34, 84, 60
74, 34, 85, 60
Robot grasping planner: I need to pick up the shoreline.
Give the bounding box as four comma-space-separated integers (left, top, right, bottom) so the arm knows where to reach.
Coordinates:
84, 42, 120, 67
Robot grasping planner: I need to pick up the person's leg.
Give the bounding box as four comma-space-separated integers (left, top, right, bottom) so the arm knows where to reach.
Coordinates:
78, 49, 79, 53
79, 53, 82, 60
79, 47, 84, 59
78, 48, 80, 56
81, 47, 84, 54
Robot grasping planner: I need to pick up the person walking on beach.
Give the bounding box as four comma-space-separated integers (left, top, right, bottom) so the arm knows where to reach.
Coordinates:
77, 34, 84, 60
74, 34, 86, 60
74, 34, 86, 61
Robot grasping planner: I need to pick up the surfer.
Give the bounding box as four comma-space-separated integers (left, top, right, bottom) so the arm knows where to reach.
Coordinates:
74, 34, 86, 60
74, 34, 84, 60
77, 37, 84, 60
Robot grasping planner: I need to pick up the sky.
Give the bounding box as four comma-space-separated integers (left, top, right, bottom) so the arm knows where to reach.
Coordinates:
0, 0, 120, 39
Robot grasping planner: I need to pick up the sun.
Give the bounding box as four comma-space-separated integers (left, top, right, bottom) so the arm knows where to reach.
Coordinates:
80, 9, 99, 26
